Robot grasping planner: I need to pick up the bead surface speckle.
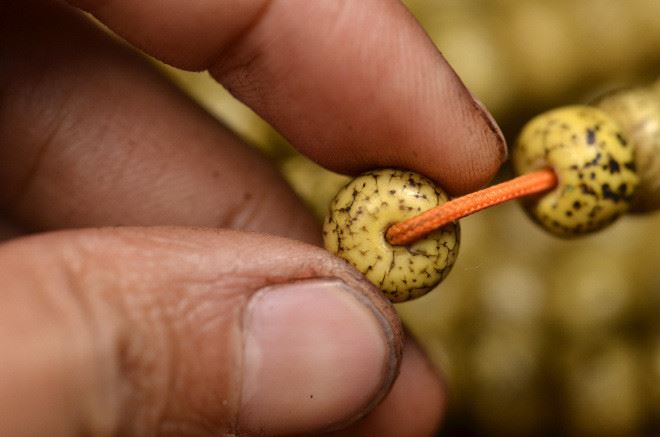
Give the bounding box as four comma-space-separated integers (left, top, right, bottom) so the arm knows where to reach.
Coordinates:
596, 87, 660, 213
323, 169, 460, 303
513, 105, 639, 237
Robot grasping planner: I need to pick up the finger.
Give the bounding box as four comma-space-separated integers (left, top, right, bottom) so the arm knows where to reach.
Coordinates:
68, 0, 507, 194
0, 1, 318, 243
329, 339, 446, 437
0, 227, 403, 436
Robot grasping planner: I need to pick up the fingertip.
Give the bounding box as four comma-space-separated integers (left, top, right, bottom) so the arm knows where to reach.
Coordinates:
209, 0, 507, 195
458, 92, 509, 192
407, 67, 508, 195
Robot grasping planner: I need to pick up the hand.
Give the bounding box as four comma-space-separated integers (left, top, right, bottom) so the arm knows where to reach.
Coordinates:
0, 1, 506, 435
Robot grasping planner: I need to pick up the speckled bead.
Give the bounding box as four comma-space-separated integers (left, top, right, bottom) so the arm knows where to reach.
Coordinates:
595, 87, 660, 212
513, 105, 639, 237
323, 169, 460, 303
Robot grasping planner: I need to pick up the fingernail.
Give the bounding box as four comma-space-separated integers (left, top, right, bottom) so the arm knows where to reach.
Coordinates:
239, 279, 397, 435
447, 60, 508, 164
467, 90, 508, 162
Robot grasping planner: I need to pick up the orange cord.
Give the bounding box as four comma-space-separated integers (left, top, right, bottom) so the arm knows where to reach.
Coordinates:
386, 168, 558, 246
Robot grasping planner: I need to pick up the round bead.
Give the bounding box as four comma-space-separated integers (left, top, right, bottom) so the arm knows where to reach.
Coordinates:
595, 87, 660, 212
513, 105, 639, 237
323, 169, 460, 303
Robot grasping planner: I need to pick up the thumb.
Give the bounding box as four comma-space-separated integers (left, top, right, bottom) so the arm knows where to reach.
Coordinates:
0, 227, 402, 436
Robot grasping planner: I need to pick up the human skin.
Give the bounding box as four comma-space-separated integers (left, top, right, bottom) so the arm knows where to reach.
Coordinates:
0, 1, 506, 435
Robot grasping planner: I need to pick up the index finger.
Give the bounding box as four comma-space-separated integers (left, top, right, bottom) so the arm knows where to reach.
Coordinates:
68, 0, 506, 194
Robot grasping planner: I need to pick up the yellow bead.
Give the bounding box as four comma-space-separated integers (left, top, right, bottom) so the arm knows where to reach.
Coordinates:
323, 169, 460, 303
595, 87, 660, 212
513, 105, 639, 237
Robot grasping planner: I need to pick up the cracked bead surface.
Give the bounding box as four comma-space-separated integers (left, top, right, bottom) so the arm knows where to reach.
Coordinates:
323, 169, 460, 303
513, 105, 639, 237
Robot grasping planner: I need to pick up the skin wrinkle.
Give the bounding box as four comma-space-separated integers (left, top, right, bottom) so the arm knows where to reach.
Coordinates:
69, 240, 172, 436
219, 182, 269, 231
0, 56, 77, 209
156, 293, 180, 436
58, 252, 121, 435
165, 282, 240, 431
166, 309, 218, 435
211, 20, 281, 119
208, 0, 272, 78
159, 292, 219, 433
233, 286, 249, 436
73, 232, 200, 435
3, 106, 59, 211
118, 262, 232, 434
220, 186, 320, 244
77, 106, 213, 226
